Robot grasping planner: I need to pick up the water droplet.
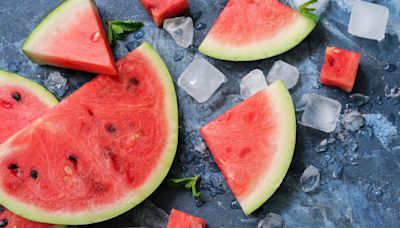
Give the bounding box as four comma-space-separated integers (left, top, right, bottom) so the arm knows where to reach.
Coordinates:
195, 199, 204, 207
133, 30, 145, 39
315, 139, 328, 152
180, 166, 188, 173
195, 23, 206, 30
300, 165, 320, 193
126, 41, 140, 51
332, 163, 344, 179
372, 187, 383, 197
173, 50, 184, 62
230, 200, 241, 210
91, 31, 101, 42
384, 63, 396, 72
7, 61, 21, 73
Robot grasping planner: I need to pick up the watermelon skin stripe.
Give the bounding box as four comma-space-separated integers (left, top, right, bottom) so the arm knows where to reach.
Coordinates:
0, 43, 178, 225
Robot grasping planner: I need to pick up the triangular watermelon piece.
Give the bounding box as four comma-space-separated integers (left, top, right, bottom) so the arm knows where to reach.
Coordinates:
167, 209, 206, 228
199, 0, 316, 61
200, 81, 296, 215
140, 0, 189, 26
22, 0, 118, 75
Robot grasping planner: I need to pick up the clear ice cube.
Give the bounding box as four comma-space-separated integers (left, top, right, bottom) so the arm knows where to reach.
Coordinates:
44, 72, 68, 98
266, 60, 299, 89
163, 16, 194, 48
289, 0, 330, 16
240, 69, 268, 99
300, 93, 342, 133
178, 57, 227, 103
348, 1, 389, 41
125, 200, 169, 228
257, 212, 283, 228
300, 164, 320, 193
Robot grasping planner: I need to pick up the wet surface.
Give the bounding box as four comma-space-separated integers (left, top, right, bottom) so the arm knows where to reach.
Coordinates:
0, 0, 399, 227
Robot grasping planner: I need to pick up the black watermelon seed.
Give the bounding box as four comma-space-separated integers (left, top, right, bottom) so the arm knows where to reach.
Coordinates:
129, 78, 139, 85
0, 205, 5, 213
30, 169, 38, 179
68, 155, 78, 163
11, 92, 21, 102
106, 124, 116, 133
0, 218, 8, 227
8, 164, 18, 170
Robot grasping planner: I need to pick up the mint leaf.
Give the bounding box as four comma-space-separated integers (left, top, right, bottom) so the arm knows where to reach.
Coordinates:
107, 20, 143, 45
298, 0, 319, 22
166, 176, 201, 199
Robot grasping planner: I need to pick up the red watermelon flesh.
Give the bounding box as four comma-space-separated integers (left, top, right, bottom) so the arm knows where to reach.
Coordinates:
0, 43, 178, 225
320, 47, 361, 92
140, 0, 189, 26
200, 81, 296, 215
167, 209, 206, 228
22, 0, 118, 75
0, 207, 62, 228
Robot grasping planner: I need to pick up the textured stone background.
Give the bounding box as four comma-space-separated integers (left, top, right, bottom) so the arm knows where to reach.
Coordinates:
0, 0, 399, 227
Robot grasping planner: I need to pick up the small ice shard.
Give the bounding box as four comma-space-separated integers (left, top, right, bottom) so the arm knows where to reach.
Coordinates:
44, 72, 68, 98
266, 60, 299, 89
299, 93, 342, 133
240, 69, 268, 99
342, 109, 364, 132
300, 165, 320, 193
163, 16, 194, 48
348, 1, 389, 41
257, 212, 283, 228
349, 93, 370, 107
315, 139, 328, 152
289, 0, 330, 16
178, 57, 226, 103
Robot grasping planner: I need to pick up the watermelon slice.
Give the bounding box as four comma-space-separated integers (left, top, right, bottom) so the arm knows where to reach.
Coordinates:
0, 43, 178, 225
22, 0, 118, 75
140, 0, 189, 27
167, 209, 206, 228
320, 47, 361, 92
200, 81, 296, 215
0, 70, 62, 228
199, 0, 316, 61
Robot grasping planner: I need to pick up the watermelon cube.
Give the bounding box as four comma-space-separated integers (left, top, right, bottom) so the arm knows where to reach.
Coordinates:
320, 47, 361, 92
140, 0, 189, 27
167, 209, 206, 228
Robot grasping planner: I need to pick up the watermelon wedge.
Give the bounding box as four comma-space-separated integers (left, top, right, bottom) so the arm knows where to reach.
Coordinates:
0, 70, 62, 228
167, 209, 206, 228
140, 0, 189, 27
22, 0, 118, 75
200, 81, 296, 215
199, 0, 316, 61
0, 43, 178, 225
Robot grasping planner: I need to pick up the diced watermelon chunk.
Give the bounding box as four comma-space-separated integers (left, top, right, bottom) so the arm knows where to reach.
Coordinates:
140, 0, 188, 27
167, 209, 206, 228
320, 47, 361, 92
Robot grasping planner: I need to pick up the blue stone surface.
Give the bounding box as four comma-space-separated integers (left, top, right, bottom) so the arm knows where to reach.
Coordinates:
0, 0, 399, 227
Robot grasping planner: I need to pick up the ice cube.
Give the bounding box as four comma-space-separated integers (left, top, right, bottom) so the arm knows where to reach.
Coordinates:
348, 1, 389, 41
240, 69, 268, 99
163, 17, 194, 48
289, 0, 330, 16
126, 200, 169, 228
349, 93, 370, 107
257, 212, 283, 228
342, 109, 364, 132
300, 164, 320, 193
266, 60, 299, 89
178, 57, 227, 103
44, 72, 68, 98
300, 93, 342, 133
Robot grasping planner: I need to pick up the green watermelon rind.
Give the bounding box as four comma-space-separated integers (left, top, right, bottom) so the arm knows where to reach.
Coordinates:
0, 43, 178, 225
240, 81, 296, 215
0, 70, 59, 107
198, 15, 316, 61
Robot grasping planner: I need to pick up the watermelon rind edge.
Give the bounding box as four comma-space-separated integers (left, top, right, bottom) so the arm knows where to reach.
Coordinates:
0, 43, 179, 225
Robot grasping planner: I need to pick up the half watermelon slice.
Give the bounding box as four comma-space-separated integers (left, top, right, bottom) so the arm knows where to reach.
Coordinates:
200, 81, 296, 215
0, 43, 178, 225
22, 0, 118, 75
199, 0, 316, 61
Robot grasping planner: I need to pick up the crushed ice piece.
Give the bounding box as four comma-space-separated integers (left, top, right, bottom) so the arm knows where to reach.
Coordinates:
127, 200, 169, 228
300, 165, 320, 193
349, 93, 370, 106
289, 0, 330, 16
342, 109, 364, 131
257, 212, 283, 228
44, 72, 68, 98
348, 1, 389, 41
240, 69, 268, 99
384, 85, 400, 98
163, 16, 194, 48
315, 139, 328, 152
299, 93, 342, 133
178, 57, 226, 103
266, 60, 299, 89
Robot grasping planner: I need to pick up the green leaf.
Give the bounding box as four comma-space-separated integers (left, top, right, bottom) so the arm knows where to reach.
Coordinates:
298, 0, 320, 22
166, 176, 201, 199
107, 20, 144, 45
